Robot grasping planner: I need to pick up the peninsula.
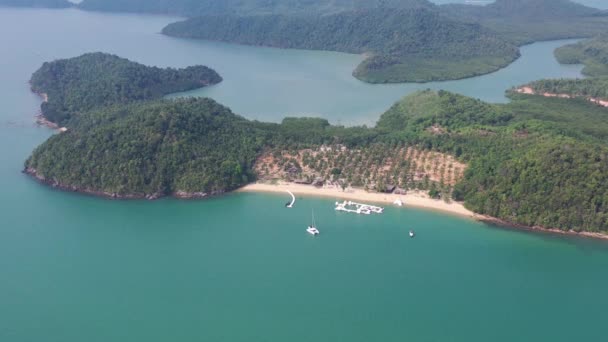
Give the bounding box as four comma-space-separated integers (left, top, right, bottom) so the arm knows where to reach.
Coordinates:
23, 54, 608, 235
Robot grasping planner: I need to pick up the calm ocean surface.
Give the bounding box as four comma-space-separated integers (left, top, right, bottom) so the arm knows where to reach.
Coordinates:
1, 7, 607, 342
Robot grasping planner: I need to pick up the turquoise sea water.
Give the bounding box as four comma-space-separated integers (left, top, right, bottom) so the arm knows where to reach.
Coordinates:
1, 7, 607, 342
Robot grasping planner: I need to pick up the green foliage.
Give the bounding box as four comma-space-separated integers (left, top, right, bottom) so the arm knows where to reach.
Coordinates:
26, 98, 267, 197
460, 138, 608, 232
30, 52, 222, 125
25, 53, 608, 232
354, 54, 520, 83
441, 0, 608, 45
524, 78, 608, 100
428, 187, 441, 199
162, 8, 519, 83
376, 90, 608, 232
506, 92, 608, 141
554, 34, 608, 77
377, 90, 513, 134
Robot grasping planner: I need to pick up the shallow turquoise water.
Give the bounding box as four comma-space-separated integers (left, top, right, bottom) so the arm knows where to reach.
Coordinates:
0, 7, 607, 342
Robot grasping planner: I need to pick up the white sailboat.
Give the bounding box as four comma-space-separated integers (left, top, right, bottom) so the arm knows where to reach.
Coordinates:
307, 210, 320, 235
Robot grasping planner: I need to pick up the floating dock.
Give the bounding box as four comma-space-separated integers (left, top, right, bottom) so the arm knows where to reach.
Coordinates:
335, 200, 383, 215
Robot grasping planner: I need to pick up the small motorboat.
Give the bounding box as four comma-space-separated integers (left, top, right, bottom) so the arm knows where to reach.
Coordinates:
409, 230, 415, 238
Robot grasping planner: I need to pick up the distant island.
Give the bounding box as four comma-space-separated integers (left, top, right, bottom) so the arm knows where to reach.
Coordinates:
0, 0, 72, 8
162, 8, 520, 83
161, 0, 608, 83
9, 0, 608, 84
30, 52, 222, 125
24, 53, 608, 235
513, 33, 608, 110
554, 34, 608, 77
440, 0, 608, 45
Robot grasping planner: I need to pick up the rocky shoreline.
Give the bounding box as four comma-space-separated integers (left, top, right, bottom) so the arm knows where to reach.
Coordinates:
32, 91, 63, 130
476, 215, 608, 241
23, 167, 223, 200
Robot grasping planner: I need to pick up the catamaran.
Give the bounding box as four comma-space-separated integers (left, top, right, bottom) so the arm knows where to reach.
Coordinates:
307, 210, 320, 235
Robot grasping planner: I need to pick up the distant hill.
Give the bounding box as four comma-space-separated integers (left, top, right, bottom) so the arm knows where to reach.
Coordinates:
77, 0, 434, 16
441, 0, 608, 44
0, 0, 72, 8
444, 0, 599, 19
162, 8, 519, 83
554, 34, 608, 77
30, 52, 222, 125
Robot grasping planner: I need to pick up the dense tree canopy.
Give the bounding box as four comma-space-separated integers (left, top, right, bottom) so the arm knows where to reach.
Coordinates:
376, 91, 608, 232
523, 78, 608, 101
162, 8, 519, 83
25, 52, 608, 233
554, 34, 608, 77
26, 98, 268, 198
514, 34, 608, 113
30, 52, 222, 125
441, 0, 608, 45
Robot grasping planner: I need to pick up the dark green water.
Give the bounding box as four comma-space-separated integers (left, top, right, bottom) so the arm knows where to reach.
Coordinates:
1, 7, 608, 342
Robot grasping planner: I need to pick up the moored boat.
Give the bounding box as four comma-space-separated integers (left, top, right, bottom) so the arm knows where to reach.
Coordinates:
307, 210, 320, 235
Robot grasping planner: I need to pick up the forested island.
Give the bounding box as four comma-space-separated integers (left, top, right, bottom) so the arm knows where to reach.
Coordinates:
161, 0, 608, 83
513, 33, 608, 106
24, 52, 608, 233
163, 8, 519, 83
554, 34, 608, 77
10, 0, 608, 84
30, 53, 222, 125
441, 0, 608, 45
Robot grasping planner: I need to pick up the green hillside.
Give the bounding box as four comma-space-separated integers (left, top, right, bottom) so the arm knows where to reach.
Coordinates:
26, 98, 267, 199
162, 8, 519, 83
30, 52, 222, 125
555, 34, 608, 77
441, 0, 608, 44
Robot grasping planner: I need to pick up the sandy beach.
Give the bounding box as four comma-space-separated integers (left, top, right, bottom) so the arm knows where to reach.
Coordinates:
238, 181, 476, 218
238, 182, 608, 240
